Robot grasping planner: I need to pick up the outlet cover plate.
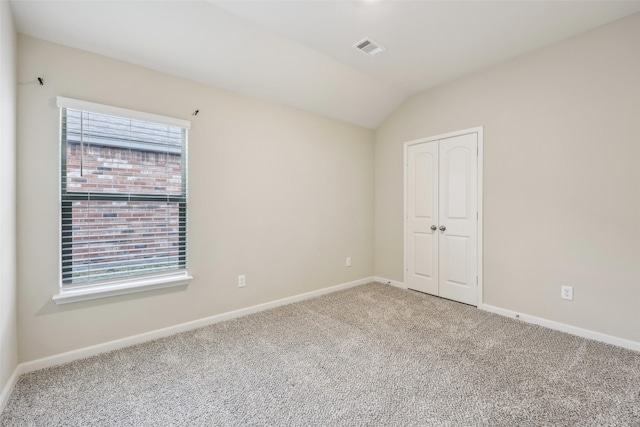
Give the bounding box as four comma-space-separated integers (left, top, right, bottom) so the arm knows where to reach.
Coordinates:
561, 285, 573, 301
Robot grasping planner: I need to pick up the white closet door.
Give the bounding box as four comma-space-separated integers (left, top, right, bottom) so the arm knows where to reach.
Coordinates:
438, 133, 478, 305
406, 142, 439, 295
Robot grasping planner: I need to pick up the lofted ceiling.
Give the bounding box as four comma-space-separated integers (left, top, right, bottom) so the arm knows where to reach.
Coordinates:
10, 0, 640, 129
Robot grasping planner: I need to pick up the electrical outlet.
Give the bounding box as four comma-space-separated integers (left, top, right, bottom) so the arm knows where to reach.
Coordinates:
238, 275, 246, 288
346, 257, 351, 267
561, 285, 573, 301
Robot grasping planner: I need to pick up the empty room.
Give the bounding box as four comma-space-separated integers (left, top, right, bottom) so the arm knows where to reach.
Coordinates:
0, 0, 639, 425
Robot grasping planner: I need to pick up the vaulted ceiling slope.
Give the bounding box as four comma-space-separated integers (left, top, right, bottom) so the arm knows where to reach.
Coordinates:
10, 1, 640, 129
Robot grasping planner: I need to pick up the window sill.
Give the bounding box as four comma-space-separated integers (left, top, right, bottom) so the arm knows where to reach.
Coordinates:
52, 272, 192, 305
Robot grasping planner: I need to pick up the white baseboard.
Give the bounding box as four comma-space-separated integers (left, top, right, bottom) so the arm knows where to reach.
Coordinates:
0, 365, 22, 414
0, 276, 375, 412
481, 303, 640, 353
373, 276, 406, 289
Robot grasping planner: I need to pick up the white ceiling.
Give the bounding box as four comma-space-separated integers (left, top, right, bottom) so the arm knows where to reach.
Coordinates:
10, 1, 640, 129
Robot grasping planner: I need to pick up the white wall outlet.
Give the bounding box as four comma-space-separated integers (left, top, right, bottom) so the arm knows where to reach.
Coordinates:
561, 285, 573, 301
238, 275, 246, 288
346, 257, 351, 267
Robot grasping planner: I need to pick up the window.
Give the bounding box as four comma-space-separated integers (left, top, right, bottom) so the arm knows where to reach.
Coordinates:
55, 97, 191, 304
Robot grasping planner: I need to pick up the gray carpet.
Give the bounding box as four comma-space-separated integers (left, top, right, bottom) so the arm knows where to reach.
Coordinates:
2, 283, 639, 426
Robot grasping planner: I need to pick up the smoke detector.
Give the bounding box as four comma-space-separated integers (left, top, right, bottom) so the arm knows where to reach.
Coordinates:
353, 37, 386, 56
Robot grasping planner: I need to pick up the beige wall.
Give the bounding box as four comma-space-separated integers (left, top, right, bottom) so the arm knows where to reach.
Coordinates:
375, 13, 640, 343
0, 0, 18, 390
17, 35, 374, 362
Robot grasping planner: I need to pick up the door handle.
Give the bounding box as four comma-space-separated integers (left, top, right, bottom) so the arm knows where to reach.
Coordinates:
430, 225, 437, 231
439, 225, 446, 231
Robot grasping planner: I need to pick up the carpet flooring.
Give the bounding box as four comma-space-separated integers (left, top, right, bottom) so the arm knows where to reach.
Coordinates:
2, 283, 639, 426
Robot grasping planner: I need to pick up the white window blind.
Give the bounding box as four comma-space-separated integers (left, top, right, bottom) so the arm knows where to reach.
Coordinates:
59, 98, 189, 287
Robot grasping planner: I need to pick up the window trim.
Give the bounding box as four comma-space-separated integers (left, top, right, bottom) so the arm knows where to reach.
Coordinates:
53, 271, 193, 305
56, 97, 191, 129
54, 97, 192, 304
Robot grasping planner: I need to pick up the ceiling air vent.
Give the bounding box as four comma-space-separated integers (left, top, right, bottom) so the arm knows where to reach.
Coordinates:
353, 37, 386, 56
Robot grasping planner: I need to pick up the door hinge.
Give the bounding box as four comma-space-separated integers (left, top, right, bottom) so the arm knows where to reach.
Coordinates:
477, 211, 478, 220
476, 276, 478, 284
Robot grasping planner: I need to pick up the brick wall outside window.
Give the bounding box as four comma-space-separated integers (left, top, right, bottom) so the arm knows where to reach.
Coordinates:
66, 142, 183, 195
66, 142, 183, 280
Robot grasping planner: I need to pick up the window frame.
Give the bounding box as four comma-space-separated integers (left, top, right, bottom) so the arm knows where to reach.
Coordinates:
53, 97, 192, 304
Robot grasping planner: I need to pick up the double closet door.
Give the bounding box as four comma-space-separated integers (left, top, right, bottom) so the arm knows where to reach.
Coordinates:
405, 131, 479, 306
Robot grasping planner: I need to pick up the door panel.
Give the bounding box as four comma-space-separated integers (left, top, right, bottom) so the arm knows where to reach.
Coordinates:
445, 148, 470, 219
414, 153, 433, 218
406, 143, 438, 295
444, 235, 469, 285
414, 233, 434, 278
439, 133, 478, 305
